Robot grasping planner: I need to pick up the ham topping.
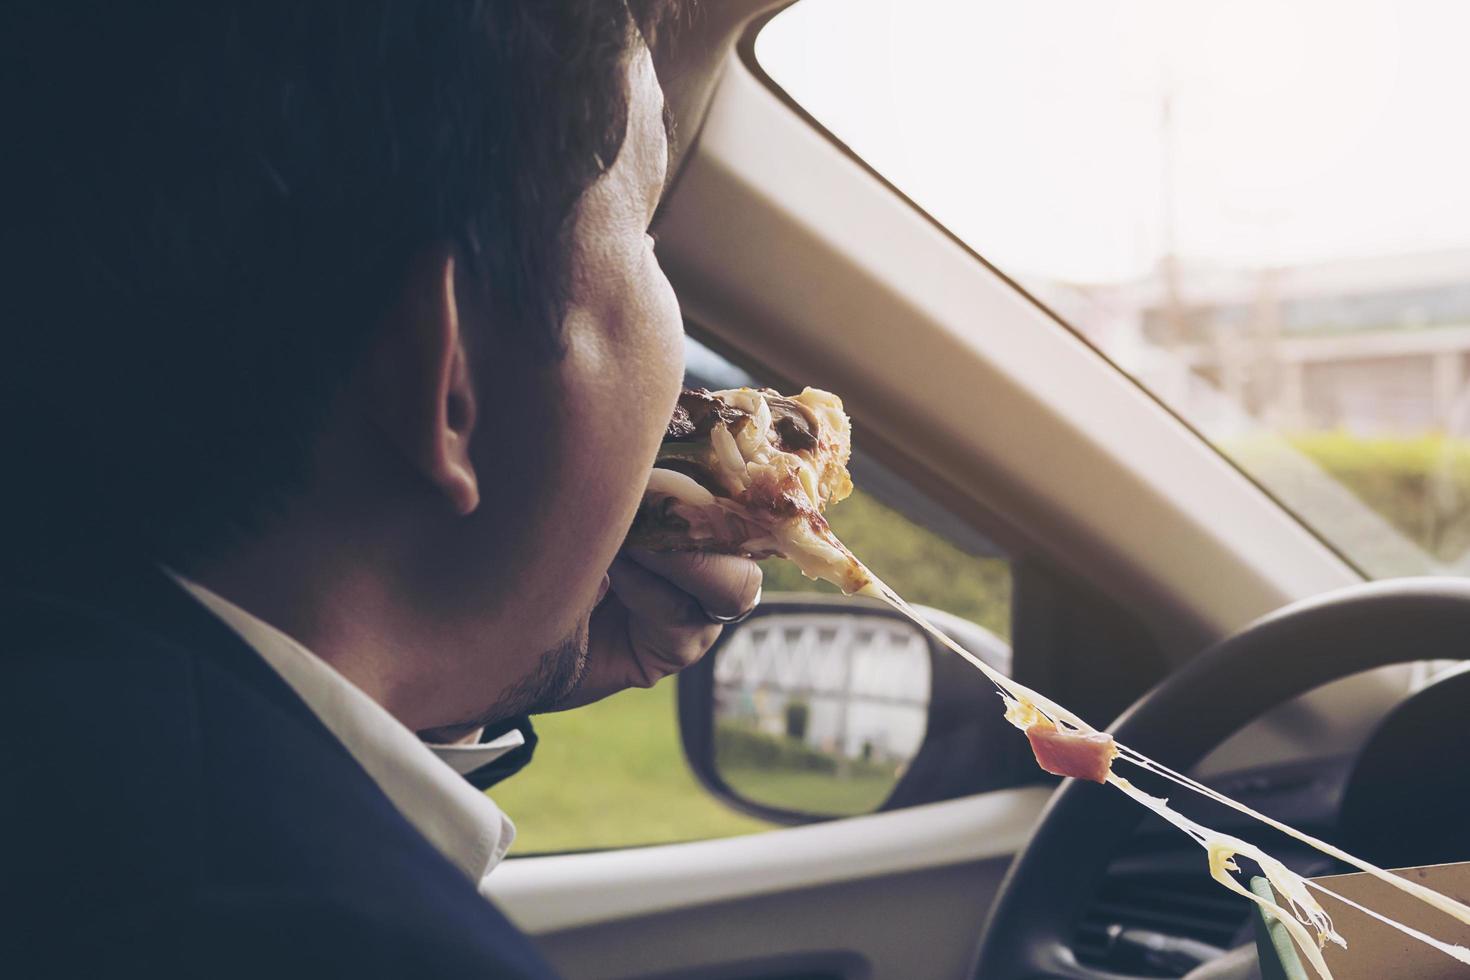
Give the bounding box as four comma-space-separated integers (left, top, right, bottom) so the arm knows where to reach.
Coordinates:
1025, 720, 1118, 784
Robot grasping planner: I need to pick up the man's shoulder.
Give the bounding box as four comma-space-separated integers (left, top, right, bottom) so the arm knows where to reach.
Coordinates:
2, 582, 373, 886
5, 585, 210, 861
37, 886, 557, 980
2, 577, 556, 978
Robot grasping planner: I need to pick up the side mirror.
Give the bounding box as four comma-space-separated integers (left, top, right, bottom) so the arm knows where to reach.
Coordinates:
678, 593, 1028, 824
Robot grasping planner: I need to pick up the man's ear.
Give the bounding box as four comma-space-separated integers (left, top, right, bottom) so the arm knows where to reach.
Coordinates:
366, 247, 480, 516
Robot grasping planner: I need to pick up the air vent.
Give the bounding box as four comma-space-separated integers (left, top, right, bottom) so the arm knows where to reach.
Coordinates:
1073, 870, 1251, 977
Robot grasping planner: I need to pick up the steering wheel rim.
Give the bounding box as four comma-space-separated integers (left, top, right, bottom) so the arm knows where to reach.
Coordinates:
970, 578, 1470, 979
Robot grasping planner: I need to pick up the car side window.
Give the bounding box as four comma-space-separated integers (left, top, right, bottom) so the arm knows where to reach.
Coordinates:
491, 336, 1012, 854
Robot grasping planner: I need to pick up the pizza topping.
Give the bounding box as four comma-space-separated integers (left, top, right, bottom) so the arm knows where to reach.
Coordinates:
654, 437, 723, 485
667, 387, 822, 456
665, 405, 697, 441
1024, 719, 1118, 783
767, 396, 819, 452
739, 469, 807, 519
666, 388, 749, 442
644, 467, 716, 508
709, 422, 750, 493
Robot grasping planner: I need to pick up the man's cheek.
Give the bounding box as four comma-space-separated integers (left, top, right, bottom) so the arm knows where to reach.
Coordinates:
556, 431, 640, 583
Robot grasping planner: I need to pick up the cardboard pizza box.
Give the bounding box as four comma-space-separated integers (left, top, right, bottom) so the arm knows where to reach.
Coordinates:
1252, 863, 1470, 979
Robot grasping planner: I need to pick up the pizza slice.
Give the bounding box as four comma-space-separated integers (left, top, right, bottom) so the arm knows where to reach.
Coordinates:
629, 386, 870, 593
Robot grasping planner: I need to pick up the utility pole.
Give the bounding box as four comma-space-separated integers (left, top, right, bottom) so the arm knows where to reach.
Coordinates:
1158, 86, 1186, 353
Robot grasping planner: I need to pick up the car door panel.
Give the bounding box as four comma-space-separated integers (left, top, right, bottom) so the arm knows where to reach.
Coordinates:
487, 788, 1050, 978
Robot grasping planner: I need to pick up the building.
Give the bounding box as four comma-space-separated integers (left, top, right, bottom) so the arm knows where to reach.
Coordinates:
1031, 247, 1470, 438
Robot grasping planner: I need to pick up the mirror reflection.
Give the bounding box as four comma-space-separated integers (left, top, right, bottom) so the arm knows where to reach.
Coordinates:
712, 610, 932, 817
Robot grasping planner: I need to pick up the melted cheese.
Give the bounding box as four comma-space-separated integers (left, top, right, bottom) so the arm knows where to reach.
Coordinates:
646, 467, 716, 508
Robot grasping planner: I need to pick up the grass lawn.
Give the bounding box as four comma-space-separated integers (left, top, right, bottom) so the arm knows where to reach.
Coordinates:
491, 681, 772, 855
722, 765, 896, 816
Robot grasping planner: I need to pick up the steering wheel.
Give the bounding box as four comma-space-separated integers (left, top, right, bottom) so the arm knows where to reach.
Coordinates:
970, 578, 1470, 979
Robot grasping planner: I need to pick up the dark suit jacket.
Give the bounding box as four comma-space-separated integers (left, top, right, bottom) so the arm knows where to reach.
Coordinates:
1, 557, 559, 979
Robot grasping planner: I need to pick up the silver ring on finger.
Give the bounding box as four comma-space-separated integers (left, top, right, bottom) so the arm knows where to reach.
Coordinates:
703, 586, 761, 625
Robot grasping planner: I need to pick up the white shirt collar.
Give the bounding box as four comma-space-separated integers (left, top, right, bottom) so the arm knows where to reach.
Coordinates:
169, 572, 517, 893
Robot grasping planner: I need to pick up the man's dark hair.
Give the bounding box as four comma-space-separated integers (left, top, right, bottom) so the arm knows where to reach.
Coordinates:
3, 0, 672, 567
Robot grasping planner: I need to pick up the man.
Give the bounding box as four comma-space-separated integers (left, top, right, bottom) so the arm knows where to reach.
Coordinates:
1, 2, 759, 976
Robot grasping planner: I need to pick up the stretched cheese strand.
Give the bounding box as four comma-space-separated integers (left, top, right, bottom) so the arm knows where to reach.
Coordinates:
1107, 773, 1343, 980
848, 569, 1470, 978
1113, 745, 1470, 931
1107, 772, 1469, 976
1305, 879, 1470, 966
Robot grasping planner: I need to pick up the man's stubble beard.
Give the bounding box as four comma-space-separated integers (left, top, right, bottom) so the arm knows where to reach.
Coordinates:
499, 616, 592, 717
417, 613, 592, 744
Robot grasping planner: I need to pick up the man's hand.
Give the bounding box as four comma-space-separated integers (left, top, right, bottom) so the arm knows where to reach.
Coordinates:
551, 549, 763, 710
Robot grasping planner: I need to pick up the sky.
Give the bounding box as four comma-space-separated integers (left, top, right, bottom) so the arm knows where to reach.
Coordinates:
757, 0, 1470, 285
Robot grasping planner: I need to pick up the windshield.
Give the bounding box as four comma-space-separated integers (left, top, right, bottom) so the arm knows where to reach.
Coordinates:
757, 0, 1470, 578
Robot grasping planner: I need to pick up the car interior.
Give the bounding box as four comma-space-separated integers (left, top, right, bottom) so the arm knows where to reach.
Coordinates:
484, 2, 1470, 978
